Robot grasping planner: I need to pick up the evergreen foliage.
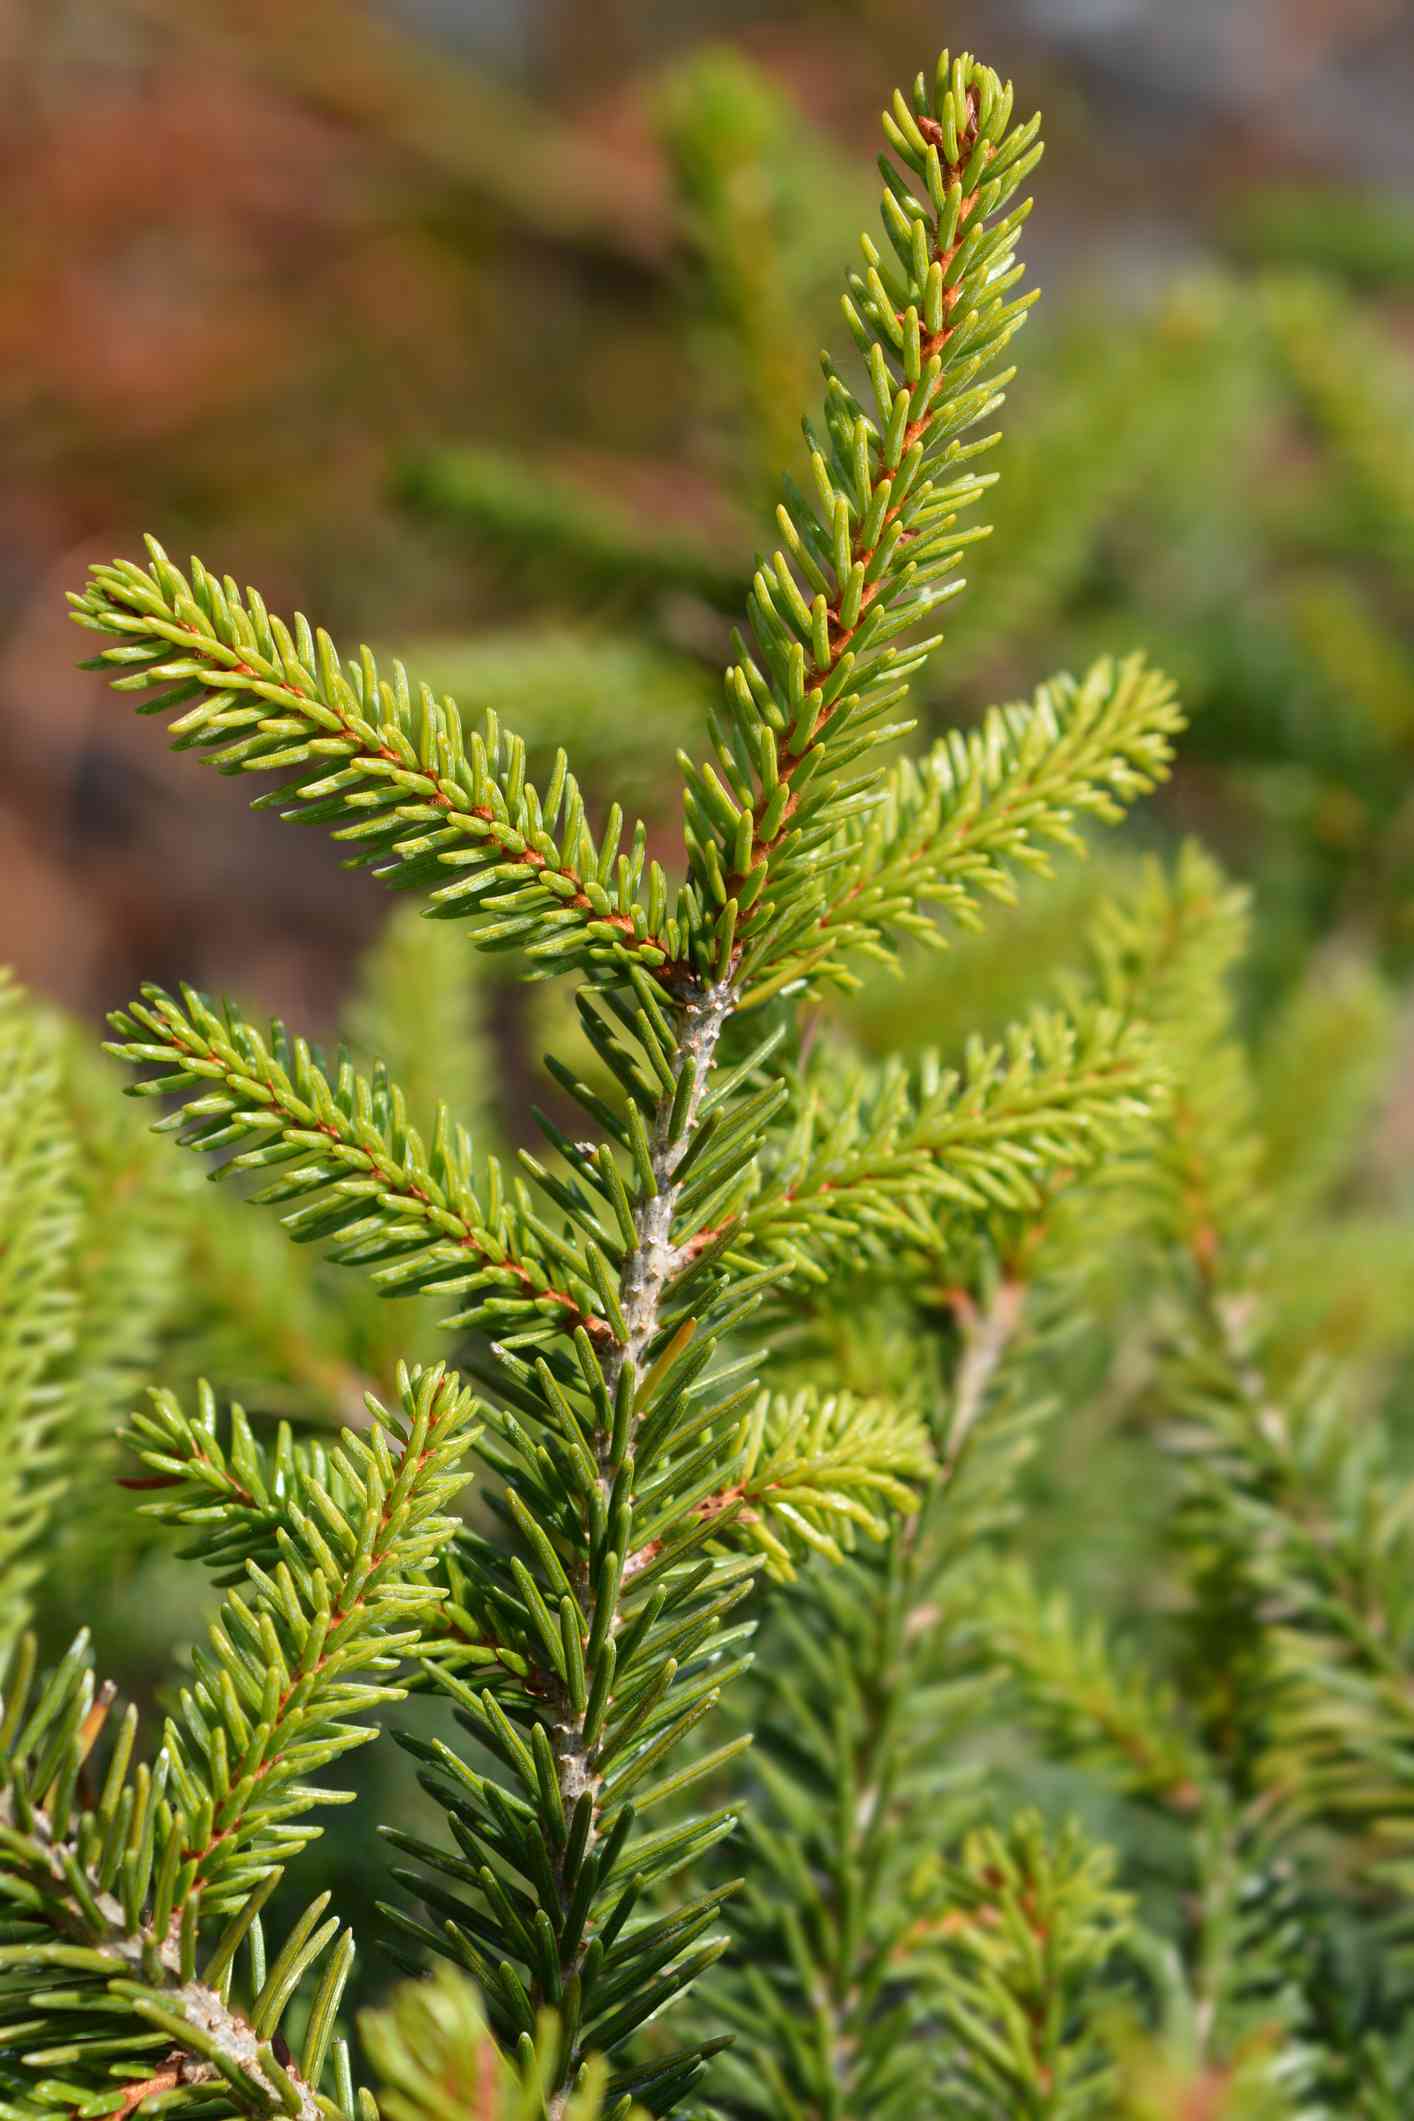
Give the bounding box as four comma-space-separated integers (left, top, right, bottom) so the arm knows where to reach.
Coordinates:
3, 35, 1412, 2121
399, 44, 1414, 997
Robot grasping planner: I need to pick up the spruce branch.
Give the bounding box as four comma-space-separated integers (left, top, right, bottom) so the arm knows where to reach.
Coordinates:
104, 985, 608, 1352
362, 1962, 642, 2121
1111, 849, 1414, 1944
0, 1365, 477, 2119
713, 1385, 933, 1578
803, 653, 1183, 989
102, 891, 789, 2105
1168, 1324, 1414, 1863
1, 1638, 355, 2121
54, 43, 1208, 2115
612, 1384, 933, 1594
731, 1006, 1159, 1282
706, 1270, 1043, 2116
119, 1380, 458, 1605
151, 904, 516, 1423
157, 1363, 478, 1914
1126, 1799, 1332, 2110
34, 17, 1414, 2108
986, 1564, 1208, 1815
382, 972, 756, 2114
681, 52, 1046, 1002
920, 1814, 1132, 2118
69, 550, 685, 989
1081, 842, 1261, 1282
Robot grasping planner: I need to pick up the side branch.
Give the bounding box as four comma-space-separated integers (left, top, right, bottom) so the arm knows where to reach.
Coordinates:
107, 985, 610, 1350
71, 547, 683, 986
1, 1791, 328, 2121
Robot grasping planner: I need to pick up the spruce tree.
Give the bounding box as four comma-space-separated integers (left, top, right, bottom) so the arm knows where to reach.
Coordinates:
4, 37, 1409, 2121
